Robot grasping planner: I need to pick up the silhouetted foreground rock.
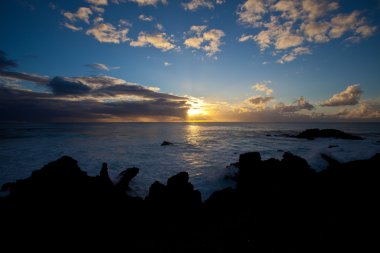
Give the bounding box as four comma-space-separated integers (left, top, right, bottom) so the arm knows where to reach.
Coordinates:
294, 128, 363, 140
1, 152, 379, 252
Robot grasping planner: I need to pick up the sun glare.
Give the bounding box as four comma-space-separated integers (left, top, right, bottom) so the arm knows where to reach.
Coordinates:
187, 108, 203, 116
186, 97, 209, 120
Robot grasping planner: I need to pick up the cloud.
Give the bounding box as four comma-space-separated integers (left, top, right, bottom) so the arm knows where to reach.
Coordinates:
47, 77, 92, 96
86, 63, 112, 71
334, 101, 380, 119
119, 19, 132, 27
63, 7, 93, 24
130, 32, 176, 51
64, 22, 83, 31
138, 14, 154, 22
252, 82, 273, 95
247, 95, 274, 110
237, 0, 267, 26
182, 0, 214, 11
184, 26, 225, 56
156, 23, 164, 31
238, 34, 254, 42
0, 50, 18, 71
275, 96, 314, 113
237, 0, 376, 63
40, 76, 186, 102
91, 6, 105, 13
0, 86, 188, 122
129, 0, 167, 6
0, 71, 49, 84
164, 61, 172, 66
85, 0, 108, 5
321, 84, 362, 107
0, 67, 190, 122
86, 22, 129, 43
277, 47, 311, 64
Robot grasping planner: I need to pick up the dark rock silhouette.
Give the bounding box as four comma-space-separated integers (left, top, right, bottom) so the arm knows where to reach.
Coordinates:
328, 144, 338, 148
1, 151, 379, 252
115, 167, 139, 192
295, 128, 363, 140
161, 140, 173, 146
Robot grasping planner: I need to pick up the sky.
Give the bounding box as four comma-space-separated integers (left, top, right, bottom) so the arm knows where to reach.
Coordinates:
0, 0, 380, 122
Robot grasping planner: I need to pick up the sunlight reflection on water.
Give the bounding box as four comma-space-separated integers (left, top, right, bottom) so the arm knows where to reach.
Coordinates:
1, 122, 379, 199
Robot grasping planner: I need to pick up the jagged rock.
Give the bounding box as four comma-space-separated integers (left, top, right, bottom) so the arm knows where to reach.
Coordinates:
115, 167, 139, 192
98, 162, 113, 187
295, 128, 363, 140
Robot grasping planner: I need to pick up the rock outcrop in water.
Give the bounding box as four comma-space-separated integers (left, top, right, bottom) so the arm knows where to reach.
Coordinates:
0, 152, 379, 252
294, 128, 363, 140
161, 141, 173, 146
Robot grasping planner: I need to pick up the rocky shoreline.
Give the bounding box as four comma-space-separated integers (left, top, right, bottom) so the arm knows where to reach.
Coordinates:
0, 148, 379, 251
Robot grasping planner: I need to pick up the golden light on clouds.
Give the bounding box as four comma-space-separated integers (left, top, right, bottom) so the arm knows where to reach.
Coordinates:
186, 97, 210, 121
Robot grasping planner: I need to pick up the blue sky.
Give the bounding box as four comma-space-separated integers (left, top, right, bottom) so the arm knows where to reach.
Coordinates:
0, 0, 380, 122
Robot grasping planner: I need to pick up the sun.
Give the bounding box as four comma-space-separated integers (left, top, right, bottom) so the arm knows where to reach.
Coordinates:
187, 107, 203, 116
186, 97, 210, 120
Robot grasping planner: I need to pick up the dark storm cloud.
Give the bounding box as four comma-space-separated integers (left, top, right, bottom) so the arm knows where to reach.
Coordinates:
0, 50, 18, 70
45, 76, 186, 101
0, 86, 189, 122
47, 77, 91, 96
0, 50, 49, 84
0, 71, 49, 84
0, 50, 189, 122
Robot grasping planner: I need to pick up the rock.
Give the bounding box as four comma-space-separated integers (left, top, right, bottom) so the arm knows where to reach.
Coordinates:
295, 128, 363, 140
146, 172, 202, 211
161, 141, 173, 146
328, 145, 338, 148
115, 167, 139, 192
321, 153, 340, 168
238, 152, 261, 167
97, 162, 113, 189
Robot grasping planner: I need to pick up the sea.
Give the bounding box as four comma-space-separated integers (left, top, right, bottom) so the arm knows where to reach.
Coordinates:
1, 122, 379, 199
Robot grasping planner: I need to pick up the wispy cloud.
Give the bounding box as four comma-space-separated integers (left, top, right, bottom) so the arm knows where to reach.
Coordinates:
85, 0, 108, 6
182, 0, 213, 11
277, 47, 311, 64
64, 22, 83, 32
164, 61, 172, 66
184, 25, 225, 57
129, 0, 167, 6
130, 32, 176, 51
321, 84, 362, 107
237, 0, 376, 63
138, 14, 154, 22
86, 22, 129, 43
86, 63, 120, 71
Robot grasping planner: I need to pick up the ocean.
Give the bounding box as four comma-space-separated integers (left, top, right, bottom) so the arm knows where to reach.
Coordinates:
1, 122, 379, 199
